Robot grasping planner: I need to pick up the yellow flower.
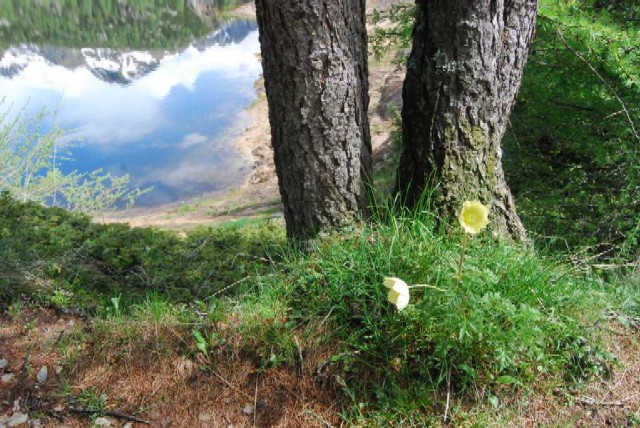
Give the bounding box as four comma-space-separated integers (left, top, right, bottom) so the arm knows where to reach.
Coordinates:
390, 357, 402, 372
383, 277, 410, 311
458, 201, 490, 234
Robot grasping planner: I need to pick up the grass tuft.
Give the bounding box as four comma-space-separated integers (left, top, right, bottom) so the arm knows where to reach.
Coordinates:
238, 204, 617, 421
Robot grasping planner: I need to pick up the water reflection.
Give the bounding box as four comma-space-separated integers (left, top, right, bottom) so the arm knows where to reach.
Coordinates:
0, 7, 260, 206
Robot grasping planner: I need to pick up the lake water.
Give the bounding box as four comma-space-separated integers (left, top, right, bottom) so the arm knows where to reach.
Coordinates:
0, 1, 261, 206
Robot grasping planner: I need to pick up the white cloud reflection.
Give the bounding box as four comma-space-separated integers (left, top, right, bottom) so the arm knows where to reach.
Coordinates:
126, 142, 251, 205
178, 133, 209, 150
0, 30, 261, 146
139, 39, 261, 98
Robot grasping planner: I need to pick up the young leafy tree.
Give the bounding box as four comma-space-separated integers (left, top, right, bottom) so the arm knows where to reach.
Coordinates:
0, 104, 149, 213
254, 0, 372, 241
397, 0, 537, 241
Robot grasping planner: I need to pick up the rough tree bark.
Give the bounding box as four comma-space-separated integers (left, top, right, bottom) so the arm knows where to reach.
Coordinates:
397, 0, 537, 241
255, 0, 372, 241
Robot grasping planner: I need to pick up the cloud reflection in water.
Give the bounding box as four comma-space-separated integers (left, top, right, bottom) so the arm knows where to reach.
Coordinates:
0, 20, 261, 207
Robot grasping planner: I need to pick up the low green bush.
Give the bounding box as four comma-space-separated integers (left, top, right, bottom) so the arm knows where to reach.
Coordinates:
246, 206, 615, 415
0, 192, 284, 308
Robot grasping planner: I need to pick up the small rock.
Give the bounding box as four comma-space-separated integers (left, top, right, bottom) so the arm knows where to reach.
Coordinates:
52, 406, 63, 413
241, 403, 254, 415
1, 373, 14, 383
198, 412, 214, 422
0, 358, 8, 369
7, 413, 28, 427
36, 367, 48, 384
93, 417, 111, 427
55, 366, 63, 375
123, 423, 133, 428
30, 419, 42, 428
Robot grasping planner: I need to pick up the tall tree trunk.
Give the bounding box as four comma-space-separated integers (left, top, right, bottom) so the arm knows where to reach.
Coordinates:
255, 0, 372, 241
397, 0, 536, 241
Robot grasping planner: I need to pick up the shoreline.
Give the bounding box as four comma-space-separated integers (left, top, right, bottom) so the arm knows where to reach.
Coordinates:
100, 78, 280, 230
102, 3, 406, 230
102, 64, 405, 230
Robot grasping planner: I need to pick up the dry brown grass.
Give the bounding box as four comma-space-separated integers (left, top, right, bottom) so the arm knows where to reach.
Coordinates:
3, 308, 639, 427
1, 308, 342, 427
504, 324, 640, 427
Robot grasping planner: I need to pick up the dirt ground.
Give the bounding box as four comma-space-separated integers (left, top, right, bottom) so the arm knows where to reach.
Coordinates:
2, 308, 639, 427
0, 308, 343, 428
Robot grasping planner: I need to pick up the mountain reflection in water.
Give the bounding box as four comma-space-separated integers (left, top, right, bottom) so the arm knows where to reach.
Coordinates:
0, 1, 260, 207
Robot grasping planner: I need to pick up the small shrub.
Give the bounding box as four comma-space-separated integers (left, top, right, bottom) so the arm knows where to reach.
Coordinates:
0, 194, 284, 308
254, 207, 614, 408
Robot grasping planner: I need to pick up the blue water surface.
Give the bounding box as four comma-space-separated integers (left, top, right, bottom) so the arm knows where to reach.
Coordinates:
0, 19, 261, 206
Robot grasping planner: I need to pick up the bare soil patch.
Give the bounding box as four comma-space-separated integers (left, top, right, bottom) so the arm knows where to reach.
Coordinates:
507, 323, 640, 427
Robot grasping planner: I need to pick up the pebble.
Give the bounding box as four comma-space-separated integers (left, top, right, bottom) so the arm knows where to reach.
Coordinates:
241, 403, 254, 415
123, 424, 133, 428
93, 417, 111, 427
7, 413, 28, 427
256, 398, 266, 411
36, 367, 48, 384
0, 359, 7, 369
1, 373, 14, 383
198, 412, 214, 422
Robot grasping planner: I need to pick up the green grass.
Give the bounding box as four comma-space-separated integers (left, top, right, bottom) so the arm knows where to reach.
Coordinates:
503, 0, 640, 261
370, 0, 640, 263
237, 204, 619, 422
1, 189, 636, 425
0, 191, 285, 307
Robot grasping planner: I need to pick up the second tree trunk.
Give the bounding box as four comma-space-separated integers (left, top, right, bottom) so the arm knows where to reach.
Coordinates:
397, 0, 537, 241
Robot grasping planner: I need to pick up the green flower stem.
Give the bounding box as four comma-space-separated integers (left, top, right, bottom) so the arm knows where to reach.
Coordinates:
457, 232, 469, 285
410, 284, 446, 292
